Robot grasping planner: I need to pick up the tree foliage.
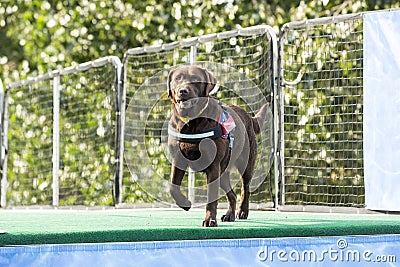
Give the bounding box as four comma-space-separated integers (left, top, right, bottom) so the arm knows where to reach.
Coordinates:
1, 0, 399, 84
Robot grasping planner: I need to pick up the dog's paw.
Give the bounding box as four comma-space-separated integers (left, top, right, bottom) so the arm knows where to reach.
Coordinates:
221, 211, 235, 222
178, 200, 192, 211
236, 209, 249, 220
202, 217, 218, 227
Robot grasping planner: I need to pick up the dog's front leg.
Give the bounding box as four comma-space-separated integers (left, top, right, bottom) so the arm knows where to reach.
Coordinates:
170, 164, 191, 211
202, 165, 220, 227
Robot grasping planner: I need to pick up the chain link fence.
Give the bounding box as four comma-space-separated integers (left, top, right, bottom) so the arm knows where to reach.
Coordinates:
278, 13, 365, 208
121, 26, 277, 208
2, 57, 122, 206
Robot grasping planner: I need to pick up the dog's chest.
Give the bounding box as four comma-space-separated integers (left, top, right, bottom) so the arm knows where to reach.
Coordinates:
179, 142, 201, 160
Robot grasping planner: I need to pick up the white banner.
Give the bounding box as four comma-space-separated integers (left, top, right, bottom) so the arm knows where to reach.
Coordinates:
364, 10, 400, 211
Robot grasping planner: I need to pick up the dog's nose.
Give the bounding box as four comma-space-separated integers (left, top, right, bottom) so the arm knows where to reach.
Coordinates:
179, 88, 189, 96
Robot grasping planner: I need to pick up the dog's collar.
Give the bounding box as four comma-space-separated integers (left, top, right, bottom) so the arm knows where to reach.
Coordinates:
177, 97, 210, 124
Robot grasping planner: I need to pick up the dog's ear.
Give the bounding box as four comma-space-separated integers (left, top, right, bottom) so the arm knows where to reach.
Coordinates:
202, 68, 218, 96
167, 69, 175, 98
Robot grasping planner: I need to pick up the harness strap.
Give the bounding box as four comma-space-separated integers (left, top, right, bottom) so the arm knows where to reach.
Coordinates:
169, 99, 236, 148
168, 124, 223, 143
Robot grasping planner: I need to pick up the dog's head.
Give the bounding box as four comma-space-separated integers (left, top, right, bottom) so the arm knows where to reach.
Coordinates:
167, 66, 218, 111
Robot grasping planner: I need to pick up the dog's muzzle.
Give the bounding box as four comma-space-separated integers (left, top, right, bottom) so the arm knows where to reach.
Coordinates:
176, 98, 199, 111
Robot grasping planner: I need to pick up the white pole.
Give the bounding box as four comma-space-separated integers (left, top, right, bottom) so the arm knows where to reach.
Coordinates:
0, 79, 6, 207
187, 45, 197, 205
117, 60, 127, 204
52, 75, 60, 206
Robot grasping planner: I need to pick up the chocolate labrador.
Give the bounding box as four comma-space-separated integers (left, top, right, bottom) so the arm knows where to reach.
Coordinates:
167, 65, 268, 227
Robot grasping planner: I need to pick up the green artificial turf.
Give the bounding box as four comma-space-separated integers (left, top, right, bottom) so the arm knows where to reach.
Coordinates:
0, 208, 399, 246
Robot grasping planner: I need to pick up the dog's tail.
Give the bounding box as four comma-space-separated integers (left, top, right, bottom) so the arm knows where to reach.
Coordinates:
252, 103, 270, 135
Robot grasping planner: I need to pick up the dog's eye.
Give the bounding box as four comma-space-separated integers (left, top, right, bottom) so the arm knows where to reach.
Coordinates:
192, 75, 201, 82
174, 75, 183, 81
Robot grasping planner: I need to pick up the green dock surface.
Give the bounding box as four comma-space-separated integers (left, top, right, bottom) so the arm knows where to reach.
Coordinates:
0, 208, 399, 246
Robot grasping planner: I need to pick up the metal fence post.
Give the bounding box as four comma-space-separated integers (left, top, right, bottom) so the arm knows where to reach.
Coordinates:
0, 79, 5, 207
52, 75, 60, 206
116, 58, 126, 205
268, 30, 280, 209
1, 84, 10, 208
187, 45, 197, 205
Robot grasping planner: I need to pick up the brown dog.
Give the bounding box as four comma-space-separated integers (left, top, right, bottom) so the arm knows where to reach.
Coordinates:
167, 65, 268, 227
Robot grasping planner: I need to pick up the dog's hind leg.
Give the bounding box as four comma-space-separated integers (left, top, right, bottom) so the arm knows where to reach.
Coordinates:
220, 172, 237, 222
170, 165, 191, 211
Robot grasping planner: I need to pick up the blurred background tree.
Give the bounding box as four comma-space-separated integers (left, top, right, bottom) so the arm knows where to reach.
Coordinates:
1, 0, 399, 85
